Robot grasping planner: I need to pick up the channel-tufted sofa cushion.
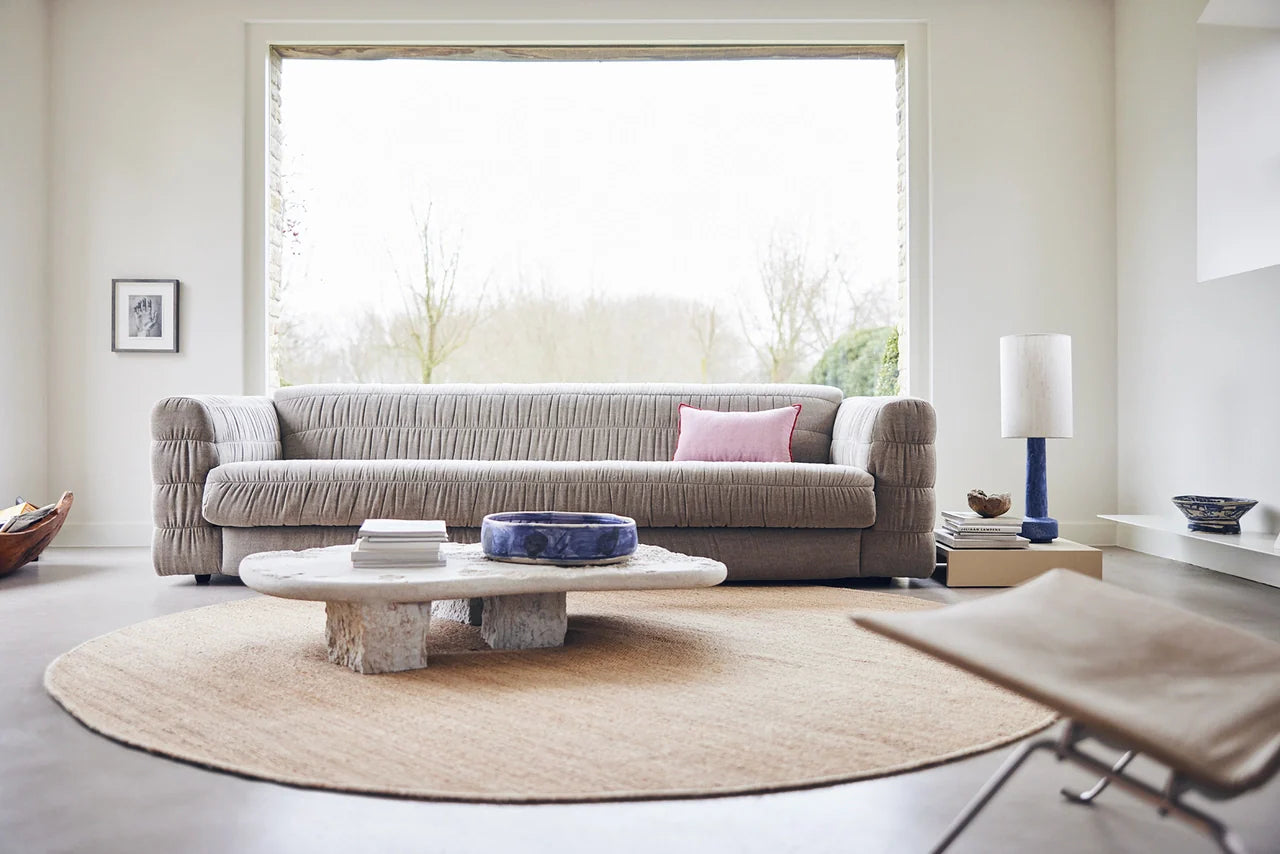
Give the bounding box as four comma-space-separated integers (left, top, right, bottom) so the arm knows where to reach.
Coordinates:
202, 459, 875, 529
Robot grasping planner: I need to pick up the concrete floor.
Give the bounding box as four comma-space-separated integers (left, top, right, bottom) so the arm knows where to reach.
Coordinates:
2, 547, 1278, 854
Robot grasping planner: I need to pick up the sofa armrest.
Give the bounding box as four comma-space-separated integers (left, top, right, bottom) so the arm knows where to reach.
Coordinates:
831, 397, 937, 576
151, 396, 281, 576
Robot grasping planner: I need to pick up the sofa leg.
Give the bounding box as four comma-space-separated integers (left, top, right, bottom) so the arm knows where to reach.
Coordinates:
195, 574, 211, 586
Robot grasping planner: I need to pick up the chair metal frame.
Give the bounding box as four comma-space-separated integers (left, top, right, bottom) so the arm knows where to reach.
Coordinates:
932, 720, 1250, 854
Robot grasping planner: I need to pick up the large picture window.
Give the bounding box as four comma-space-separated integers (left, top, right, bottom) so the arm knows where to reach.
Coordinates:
270, 46, 907, 394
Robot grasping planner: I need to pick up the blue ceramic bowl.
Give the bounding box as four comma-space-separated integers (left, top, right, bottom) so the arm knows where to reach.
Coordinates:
1171, 495, 1257, 534
481, 511, 639, 565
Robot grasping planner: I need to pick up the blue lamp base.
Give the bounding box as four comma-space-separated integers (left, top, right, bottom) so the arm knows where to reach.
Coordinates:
1020, 517, 1059, 543
1022, 437, 1058, 544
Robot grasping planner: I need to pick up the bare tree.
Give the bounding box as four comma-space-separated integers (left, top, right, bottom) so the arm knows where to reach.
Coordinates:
828, 259, 895, 338
743, 233, 831, 382
272, 148, 311, 386
391, 206, 485, 383
690, 304, 721, 382
740, 230, 903, 385
339, 310, 398, 382
801, 249, 896, 353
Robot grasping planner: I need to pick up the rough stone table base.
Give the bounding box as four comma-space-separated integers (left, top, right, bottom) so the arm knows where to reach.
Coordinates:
434, 593, 568, 651
432, 597, 483, 626
325, 593, 569, 674
478, 592, 568, 650
325, 601, 432, 674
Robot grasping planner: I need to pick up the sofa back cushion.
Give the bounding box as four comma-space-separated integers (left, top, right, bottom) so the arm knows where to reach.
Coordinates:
272, 383, 843, 463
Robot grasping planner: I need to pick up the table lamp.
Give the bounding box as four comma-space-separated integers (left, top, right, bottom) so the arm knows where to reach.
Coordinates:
1000, 333, 1073, 543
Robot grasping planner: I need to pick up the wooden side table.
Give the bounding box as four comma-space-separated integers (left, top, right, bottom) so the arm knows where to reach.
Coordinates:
935, 538, 1102, 587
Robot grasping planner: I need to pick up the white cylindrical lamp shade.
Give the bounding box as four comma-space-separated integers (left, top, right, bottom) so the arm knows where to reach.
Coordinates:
1000, 333, 1073, 438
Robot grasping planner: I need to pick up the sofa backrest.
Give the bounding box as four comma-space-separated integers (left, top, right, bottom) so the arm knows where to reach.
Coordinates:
272, 383, 843, 464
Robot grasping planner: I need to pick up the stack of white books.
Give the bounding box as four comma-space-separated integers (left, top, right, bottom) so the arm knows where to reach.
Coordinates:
351, 519, 449, 568
935, 511, 1030, 550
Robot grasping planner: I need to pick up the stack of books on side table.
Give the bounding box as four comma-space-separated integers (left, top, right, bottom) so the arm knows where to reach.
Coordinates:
352, 519, 449, 569
935, 511, 1029, 549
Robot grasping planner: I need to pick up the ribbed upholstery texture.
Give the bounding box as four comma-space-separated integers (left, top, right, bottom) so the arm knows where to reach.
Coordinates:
272, 383, 843, 464
150, 396, 281, 576
151, 384, 938, 580
220, 526, 867, 581
830, 397, 938, 576
202, 459, 875, 530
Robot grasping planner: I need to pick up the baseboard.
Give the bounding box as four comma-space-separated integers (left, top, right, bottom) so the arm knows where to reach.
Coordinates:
56, 522, 152, 548
1056, 520, 1116, 547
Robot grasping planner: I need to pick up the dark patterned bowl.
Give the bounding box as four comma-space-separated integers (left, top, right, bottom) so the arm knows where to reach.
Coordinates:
481, 511, 639, 565
1171, 495, 1257, 534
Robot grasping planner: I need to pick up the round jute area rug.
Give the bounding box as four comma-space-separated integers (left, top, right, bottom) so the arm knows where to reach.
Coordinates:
45, 586, 1053, 802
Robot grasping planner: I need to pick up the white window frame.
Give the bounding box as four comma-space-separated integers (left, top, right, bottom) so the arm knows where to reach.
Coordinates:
243, 19, 932, 399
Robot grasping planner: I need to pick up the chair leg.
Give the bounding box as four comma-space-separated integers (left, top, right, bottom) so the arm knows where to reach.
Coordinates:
1061, 749, 1136, 804
195, 574, 211, 585
1210, 826, 1250, 854
1187, 783, 1250, 854
1057, 737, 1254, 854
930, 736, 1059, 854
934, 722, 1254, 854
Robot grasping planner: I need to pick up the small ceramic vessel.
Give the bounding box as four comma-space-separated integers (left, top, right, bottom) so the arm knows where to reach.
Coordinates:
1171, 495, 1257, 534
481, 511, 639, 565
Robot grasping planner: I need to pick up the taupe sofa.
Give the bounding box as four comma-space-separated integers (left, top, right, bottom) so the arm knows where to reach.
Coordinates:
151, 383, 936, 582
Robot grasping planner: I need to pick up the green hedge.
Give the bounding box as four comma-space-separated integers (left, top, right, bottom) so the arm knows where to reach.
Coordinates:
809, 325, 900, 397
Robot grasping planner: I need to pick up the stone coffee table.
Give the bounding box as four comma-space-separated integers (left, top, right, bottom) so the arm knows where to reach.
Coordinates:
239, 542, 728, 674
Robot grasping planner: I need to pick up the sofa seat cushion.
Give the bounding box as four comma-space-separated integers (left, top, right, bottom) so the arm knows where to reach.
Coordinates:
202, 459, 875, 529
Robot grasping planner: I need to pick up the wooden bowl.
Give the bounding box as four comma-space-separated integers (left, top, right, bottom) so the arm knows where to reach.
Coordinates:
967, 489, 1012, 518
0, 492, 73, 577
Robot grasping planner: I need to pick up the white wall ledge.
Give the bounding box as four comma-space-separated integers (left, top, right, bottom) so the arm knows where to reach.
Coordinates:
1101, 514, 1280, 588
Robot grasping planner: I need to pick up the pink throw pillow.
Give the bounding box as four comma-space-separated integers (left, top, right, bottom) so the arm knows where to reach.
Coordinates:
672, 404, 802, 463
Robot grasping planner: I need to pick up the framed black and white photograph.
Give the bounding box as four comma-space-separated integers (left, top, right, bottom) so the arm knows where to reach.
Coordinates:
112, 279, 179, 353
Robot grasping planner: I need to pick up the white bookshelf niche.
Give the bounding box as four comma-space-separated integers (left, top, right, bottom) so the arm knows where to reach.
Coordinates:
1101, 515, 1280, 589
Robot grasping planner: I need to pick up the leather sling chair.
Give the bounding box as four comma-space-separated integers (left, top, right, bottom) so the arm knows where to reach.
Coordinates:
854, 569, 1280, 854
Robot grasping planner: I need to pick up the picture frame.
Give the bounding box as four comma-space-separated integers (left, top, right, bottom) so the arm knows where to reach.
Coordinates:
112, 279, 179, 353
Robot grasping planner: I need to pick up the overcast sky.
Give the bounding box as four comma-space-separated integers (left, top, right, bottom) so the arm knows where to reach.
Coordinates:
280, 56, 899, 320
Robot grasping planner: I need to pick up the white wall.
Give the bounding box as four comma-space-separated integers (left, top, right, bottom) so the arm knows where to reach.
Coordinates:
1201, 0, 1280, 28
0, 0, 49, 506
1117, 0, 1280, 534
45, 0, 1117, 546
1197, 23, 1280, 281
924, 0, 1115, 543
